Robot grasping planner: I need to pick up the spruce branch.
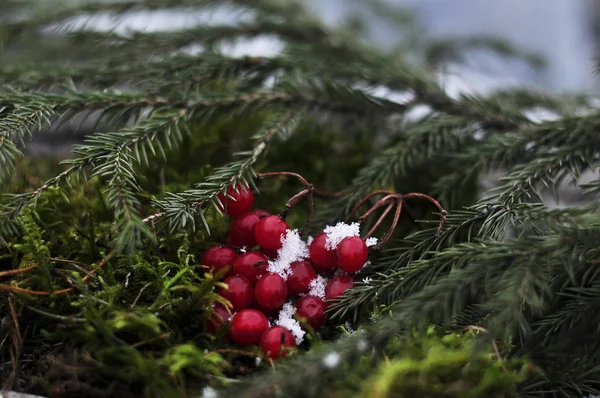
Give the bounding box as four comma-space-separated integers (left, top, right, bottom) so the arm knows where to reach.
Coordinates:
149, 111, 298, 233
331, 204, 594, 321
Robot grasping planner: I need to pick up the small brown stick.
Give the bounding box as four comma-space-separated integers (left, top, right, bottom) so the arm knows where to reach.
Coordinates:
258, 172, 343, 236
350, 190, 447, 248
0, 249, 117, 297
378, 200, 404, 249
347, 190, 393, 221
363, 202, 395, 239
0, 265, 38, 278
403, 193, 448, 235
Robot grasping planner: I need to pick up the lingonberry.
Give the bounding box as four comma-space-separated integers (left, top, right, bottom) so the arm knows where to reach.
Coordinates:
217, 183, 255, 218
309, 232, 337, 269
228, 212, 260, 247
336, 236, 368, 273
259, 326, 296, 359
206, 303, 231, 334
296, 295, 327, 330
201, 246, 237, 278
220, 275, 253, 311
254, 215, 289, 251
254, 273, 288, 312
325, 275, 354, 301
286, 260, 317, 296
260, 247, 279, 260
230, 309, 269, 345
233, 251, 269, 285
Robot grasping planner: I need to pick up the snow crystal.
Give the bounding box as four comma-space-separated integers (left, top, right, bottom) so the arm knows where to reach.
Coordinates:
267, 229, 309, 280
365, 237, 378, 247
362, 276, 372, 284
308, 275, 327, 299
306, 235, 314, 245
323, 222, 361, 250
255, 357, 262, 366
201, 387, 218, 398
322, 352, 341, 368
275, 302, 305, 345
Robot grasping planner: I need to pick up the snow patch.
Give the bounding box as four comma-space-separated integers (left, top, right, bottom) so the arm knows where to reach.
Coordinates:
324, 222, 361, 250
275, 302, 305, 345
365, 237, 378, 247
308, 275, 327, 299
267, 229, 309, 280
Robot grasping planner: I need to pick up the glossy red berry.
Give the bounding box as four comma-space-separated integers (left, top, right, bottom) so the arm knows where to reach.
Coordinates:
260, 247, 279, 260
286, 261, 317, 296
336, 236, 368, 273
254, 273, 288, 312
206, 303, 232, 334
228, 212, 260, 247
254, 215, 289, 251
220, 275, 253, 311
296, 295, 327, 330
233, 251, 269, 285
230, 309, 269, 345
201, 246, 237, 278
309, 233, 337, 269
217, 183, 255, 218
325, 275, 354, 301
259, 326, 296, 359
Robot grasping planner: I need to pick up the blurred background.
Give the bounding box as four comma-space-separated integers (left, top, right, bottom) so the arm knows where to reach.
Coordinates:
75, 0, 600, 94
3, 0, 600, 207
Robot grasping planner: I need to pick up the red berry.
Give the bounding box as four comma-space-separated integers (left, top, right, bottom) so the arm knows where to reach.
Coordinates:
287, 260, 317, 296
228, 212, 260, 247
259, 326, 296, 359
201, 246, 237, 278
220, 275, 253, 311
309, 233, 337, 269
217, 183, 255, 218
260, 247, 279, 260
230, 309, 269, 345
254, 273, 288, 312
336, 236, 368, 273
325, 275, 354, 301
252, 209, 270, 219
296, 295, 327, 330
233, 252, 269, 285
254, 215, 289, 251
206, 303, 232, 334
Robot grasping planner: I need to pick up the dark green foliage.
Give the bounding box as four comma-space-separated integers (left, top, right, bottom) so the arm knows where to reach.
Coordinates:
1, 1, 600, 398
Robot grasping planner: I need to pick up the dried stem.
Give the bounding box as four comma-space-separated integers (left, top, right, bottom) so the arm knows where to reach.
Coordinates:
257, 171, 343, 236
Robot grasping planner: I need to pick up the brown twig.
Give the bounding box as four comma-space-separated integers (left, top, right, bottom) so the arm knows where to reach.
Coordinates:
351, 190, 447, 249
0, 265, 38, 278
257, 172, 344, 236
0, 249, 117, 297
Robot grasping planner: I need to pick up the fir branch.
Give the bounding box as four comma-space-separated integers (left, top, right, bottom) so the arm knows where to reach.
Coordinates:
149, 111, 298, 232
342, 115, 475, 209
331, 204, 595, 321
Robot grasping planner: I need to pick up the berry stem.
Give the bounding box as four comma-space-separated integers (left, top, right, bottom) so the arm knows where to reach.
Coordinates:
259, 171, 343, 236
363, 202, 395, 239
349, 190, 447, 249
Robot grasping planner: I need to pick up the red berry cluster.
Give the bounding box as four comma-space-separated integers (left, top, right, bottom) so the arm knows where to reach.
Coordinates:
202, 175, 447, 361
203, 183, 371, 359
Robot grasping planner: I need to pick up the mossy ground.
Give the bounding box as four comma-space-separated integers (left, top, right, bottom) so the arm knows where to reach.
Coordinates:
0, 115, 523, 398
